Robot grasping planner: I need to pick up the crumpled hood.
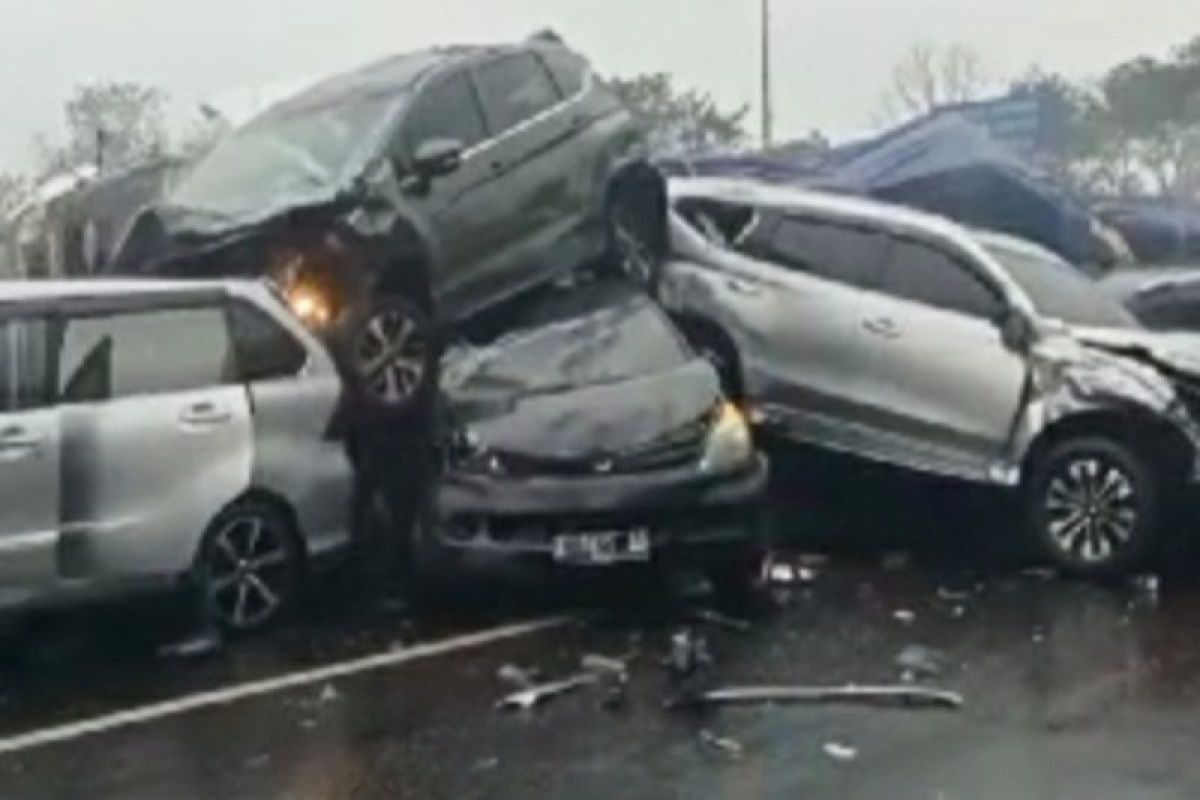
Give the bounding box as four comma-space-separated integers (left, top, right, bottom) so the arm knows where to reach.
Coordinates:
1070, 326, 1200, 381
455, 359, 721, 463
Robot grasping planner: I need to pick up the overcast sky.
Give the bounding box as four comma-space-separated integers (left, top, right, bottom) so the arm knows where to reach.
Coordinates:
1, 0, 1197, 172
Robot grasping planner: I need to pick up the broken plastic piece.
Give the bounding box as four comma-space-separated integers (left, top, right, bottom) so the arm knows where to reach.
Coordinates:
664, 628, 712, 679
700, 729, 745, 759
936, 587, 971, 602
689, 608, 752, 633
823, 742, 858, 762
318, 683, 341, 704
892, 609, 917, 625
894, 645, 948, 679
497, 672, 601, 711
681, 684, 964, 710
156, 632, 222, 660
581, 653, 631, 677
497, 663, 540, 690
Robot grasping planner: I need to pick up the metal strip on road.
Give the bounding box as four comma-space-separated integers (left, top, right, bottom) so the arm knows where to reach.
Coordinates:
0, 615, 573, 758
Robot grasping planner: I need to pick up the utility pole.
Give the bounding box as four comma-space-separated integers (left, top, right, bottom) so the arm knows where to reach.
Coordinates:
761, 0, 773, 149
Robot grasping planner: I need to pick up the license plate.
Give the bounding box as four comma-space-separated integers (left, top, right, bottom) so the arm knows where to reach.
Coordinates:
552, 529, 651, 566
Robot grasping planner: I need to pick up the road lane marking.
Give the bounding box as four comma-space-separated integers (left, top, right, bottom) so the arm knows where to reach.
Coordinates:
0, 615, 572, 757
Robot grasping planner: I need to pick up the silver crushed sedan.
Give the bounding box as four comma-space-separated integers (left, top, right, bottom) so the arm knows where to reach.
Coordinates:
0, 279, 355, 631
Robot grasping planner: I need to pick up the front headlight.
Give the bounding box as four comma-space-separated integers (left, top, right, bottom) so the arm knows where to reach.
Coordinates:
700, 402, 754, 473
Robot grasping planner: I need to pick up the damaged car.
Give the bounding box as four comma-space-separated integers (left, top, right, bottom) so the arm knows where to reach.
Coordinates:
0, 279, 354, 631
410, 284, 768, 590
109, 33, 665, 414
1100, 267, 1200, 333
661, 178, 1200, 575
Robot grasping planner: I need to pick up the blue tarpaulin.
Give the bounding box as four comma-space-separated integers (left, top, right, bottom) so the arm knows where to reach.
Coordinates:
1093, 198, 1200, 264
676, 115, 1109, 267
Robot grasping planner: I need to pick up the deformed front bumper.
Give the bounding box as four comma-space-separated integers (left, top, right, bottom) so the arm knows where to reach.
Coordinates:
433, 455, 768, 559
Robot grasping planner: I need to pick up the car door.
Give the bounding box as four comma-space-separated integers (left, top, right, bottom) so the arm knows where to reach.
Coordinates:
398, 67, 497, 317
856, 236, 1028, 480
0, 315, 61, 597
54, 297, 254, 579
712, 210, 891, 444
467, 49, 580, 307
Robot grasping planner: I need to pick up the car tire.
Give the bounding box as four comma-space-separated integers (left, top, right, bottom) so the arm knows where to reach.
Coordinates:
340, 295, 436, 417
1025, 436, 1160, 578
603, 191, 662, 294
195, 501, 303, 634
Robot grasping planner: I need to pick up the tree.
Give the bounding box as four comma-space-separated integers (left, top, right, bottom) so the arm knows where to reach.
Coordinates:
607, 73, 749, 155
38, 82, 168, 175
0, 173, 29, 217
879, 43, 988, 122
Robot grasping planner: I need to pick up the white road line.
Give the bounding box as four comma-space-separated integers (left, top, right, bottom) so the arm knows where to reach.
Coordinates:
0, 615, 572, 758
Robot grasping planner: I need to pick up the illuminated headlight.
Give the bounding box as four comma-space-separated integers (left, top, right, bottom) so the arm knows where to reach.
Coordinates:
286, 285, 332, 327
700, 402, 754, 473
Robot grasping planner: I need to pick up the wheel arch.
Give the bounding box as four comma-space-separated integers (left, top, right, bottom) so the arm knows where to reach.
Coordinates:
205, 488, 309, 566
1020, 408, 1194, 490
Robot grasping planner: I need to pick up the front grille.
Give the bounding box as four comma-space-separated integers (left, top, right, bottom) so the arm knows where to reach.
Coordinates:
491, 417, 709, 477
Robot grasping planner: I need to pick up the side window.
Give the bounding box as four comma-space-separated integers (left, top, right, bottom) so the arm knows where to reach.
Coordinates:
763, 217, 890, 287
56, 306, 233, 403
228, 302, 308, 382
474, 52, 562, 136
1, 317, 58, 411
404, 71, 488, 153
539, 49, 586, 97
883, 238, 1003, 319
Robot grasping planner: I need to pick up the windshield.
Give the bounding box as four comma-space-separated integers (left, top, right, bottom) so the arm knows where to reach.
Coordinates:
170, 92, 399, 217
983, 240, 1139, 329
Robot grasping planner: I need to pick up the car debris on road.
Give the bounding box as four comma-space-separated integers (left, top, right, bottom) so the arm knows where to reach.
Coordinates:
675, 684, 964, 711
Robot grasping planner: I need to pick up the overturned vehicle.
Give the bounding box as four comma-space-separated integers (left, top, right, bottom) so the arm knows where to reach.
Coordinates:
411, 285, 768, 589
660, 177, 1200, 576
109, 34, 665, 415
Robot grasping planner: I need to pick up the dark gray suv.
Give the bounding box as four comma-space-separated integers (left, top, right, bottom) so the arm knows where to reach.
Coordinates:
111, 34, 665, 413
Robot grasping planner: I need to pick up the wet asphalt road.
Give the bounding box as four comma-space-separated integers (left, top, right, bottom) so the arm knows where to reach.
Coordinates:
4, 449, 1200, 798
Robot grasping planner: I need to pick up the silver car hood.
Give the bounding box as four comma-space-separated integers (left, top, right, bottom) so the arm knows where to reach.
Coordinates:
1069, 326, 1200, 381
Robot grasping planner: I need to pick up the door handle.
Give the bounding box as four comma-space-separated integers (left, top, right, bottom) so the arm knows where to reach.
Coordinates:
0, 427, 42, 458
862, 316, 901, 339
725, 277, 762, 296
179, 403, 232, 427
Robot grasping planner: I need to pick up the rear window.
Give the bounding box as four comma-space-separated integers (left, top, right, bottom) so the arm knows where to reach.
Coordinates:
228, 302, 307, 382
883, 238, 1003, 319
539, 48, 587, 97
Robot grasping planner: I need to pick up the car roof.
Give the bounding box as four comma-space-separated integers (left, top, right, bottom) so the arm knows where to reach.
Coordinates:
262, 43, 532, 117
0, 278, 262, 304
669, 176, 972, 243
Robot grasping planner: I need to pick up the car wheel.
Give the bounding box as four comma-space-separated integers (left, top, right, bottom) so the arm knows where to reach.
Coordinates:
1026, 437, 1160, 577
344, 296, 435, 415
196, 502, 302, 634
604, 198, 661, 292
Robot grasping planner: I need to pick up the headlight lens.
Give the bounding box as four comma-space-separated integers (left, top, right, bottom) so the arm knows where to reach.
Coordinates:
285, 284, 333, 327
700, 402, 754, 473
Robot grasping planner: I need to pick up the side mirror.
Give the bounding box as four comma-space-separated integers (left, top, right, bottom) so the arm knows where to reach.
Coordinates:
413, 138, 463, 180
998, 307, 1034, 352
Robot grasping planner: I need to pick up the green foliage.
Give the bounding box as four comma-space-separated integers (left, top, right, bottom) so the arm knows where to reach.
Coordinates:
607, 73, 749, 154
38, 81, 168, 176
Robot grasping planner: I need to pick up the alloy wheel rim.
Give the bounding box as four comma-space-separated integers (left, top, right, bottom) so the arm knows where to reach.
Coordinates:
1044, 457, 1138, 564
206, 515, 292, 629
355, 308, 427, 405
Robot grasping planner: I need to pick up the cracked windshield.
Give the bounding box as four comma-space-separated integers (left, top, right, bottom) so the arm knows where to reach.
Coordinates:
3, 1, 1200, 797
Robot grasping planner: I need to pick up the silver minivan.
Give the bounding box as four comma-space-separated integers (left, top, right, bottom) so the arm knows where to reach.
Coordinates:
663, 178, 1200, 576
0, 279, 354, 631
